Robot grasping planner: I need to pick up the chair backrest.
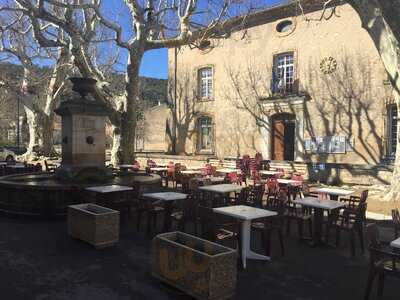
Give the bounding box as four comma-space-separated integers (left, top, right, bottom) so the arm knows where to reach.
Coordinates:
197, 205, 217, 241
366, 223, 380, 249
355, 201, 368, 227
182, 194, 199, 221
266, 177, 278, 192
360, 190, 369, 203
250, 184, 265, 207
392, 208, 400, 239
236, 186, 251, 205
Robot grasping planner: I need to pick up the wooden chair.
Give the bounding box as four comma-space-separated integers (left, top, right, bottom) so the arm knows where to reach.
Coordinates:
285, 191, 313, 239
171, 194, 199, 234
44, 160, 57, 172
329, 201, 367, 256
137, 196, 165, 235
248, 184, 265, 208
252, 191, 286, 257
364, 223, 400, 300
197, 205, 240, 250
265, 177, 279, 207
392, 208, 400, 239
230, 186, 251, 206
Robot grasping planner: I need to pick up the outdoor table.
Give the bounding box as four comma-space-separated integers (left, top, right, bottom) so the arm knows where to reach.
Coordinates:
181, 170, 202, 175
199, 183, 243, 207
259, 170, 282, 176
391, 237, 400, 249
0, 162, 7, 166
142, 192, 187, 231
150, 167, 168, 172
185, 166, 203, 170
216, 168, 241, 174
315, 187, 354, 200
293, 197, 346, 246
277, 179, 302, 186
198, 183, 243, 194
85, 185, 133, 211
195, 176, 225, 184
213, 205, 277, 268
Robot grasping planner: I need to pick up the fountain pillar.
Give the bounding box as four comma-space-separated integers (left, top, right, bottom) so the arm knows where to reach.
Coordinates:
54, 78, 111, 181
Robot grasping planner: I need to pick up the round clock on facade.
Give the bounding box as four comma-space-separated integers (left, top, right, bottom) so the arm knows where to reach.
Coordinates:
320, 57, 337, 74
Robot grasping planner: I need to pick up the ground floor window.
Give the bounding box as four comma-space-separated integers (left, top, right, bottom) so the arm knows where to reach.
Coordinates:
388, 105, 398, 158
198, 117, 213, 151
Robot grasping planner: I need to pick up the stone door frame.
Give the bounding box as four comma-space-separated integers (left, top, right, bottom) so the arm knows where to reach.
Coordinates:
259, 96, 306, 162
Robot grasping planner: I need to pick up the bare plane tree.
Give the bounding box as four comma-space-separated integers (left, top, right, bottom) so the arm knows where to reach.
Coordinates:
0, 10, 72, 158
1, 0, 264, 164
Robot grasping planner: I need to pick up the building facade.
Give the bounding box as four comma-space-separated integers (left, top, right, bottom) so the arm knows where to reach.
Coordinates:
167, 2, 395, 169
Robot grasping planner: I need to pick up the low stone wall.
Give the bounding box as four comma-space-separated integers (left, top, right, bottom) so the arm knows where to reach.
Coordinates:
135, 152, 393, 186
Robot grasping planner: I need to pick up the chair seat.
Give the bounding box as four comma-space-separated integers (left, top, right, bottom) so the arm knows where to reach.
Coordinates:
150, 206, 165, 213
171, 211, 183, 220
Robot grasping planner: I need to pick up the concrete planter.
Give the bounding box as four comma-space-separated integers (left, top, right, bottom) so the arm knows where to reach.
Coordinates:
151, 231, 237, 300
68, 203, 119, 248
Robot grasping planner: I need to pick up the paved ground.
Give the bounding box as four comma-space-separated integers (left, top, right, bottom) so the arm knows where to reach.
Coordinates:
0, 209, 398, 300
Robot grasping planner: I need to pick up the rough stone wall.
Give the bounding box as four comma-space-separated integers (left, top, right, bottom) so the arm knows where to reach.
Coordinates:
168, 3, 393, 165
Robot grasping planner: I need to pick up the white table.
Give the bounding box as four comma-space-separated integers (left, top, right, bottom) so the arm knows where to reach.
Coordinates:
216, 168, 241, 174
260, 170, 282, 176
199, 184, 243, 207
142, 192, 187, 202
85, 185, 133, 193
143, 192, 187, 231
391, 237, 400, 249
277, 179, 302, 186
0, 162, 7, 166
315, 187, 354, 200
150, 167, 168, 172
198, 184, 243, 194
213, 205, 277, 268
181, 170, 202, 175
293, 197, 346, 246
195, 176, 225, 184
85, 185, 134, 213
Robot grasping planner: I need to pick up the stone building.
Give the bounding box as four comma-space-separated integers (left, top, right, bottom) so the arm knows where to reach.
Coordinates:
166, 1, 395, 182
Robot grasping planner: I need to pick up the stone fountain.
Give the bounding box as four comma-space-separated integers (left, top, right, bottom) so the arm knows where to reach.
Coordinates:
54, 77, 112, 182
0, 78, 161, 218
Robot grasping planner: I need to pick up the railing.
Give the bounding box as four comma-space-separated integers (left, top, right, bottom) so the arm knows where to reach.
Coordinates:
270, 78, 299, 97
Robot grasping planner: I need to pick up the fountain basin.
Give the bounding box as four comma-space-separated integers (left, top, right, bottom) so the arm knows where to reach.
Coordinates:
0, 172, 161, 218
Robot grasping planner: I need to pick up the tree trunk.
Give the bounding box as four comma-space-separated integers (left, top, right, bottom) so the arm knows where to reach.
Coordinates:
349, 0, 400, 200
110, 124, 122, 166
24, 106, 41, 158
41, 114, 55, 156
119, 49, 143, 164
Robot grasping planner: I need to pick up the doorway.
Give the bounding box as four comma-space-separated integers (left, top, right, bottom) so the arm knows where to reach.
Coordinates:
272, 114, 295, 161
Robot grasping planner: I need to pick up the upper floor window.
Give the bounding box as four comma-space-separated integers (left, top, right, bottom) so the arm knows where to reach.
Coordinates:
272, 52, 295, 95
198, 67, 213, 99
198, 116, 213, 151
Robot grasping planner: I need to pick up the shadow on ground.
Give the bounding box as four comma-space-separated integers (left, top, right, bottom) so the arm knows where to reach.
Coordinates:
0, 213, 398, 300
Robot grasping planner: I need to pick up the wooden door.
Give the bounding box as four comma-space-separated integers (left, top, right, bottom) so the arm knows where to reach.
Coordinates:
272, 120, 285, 160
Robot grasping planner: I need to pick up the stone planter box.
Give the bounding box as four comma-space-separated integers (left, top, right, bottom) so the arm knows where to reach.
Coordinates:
151, 231, 237, 300
68, 203, 119, 248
